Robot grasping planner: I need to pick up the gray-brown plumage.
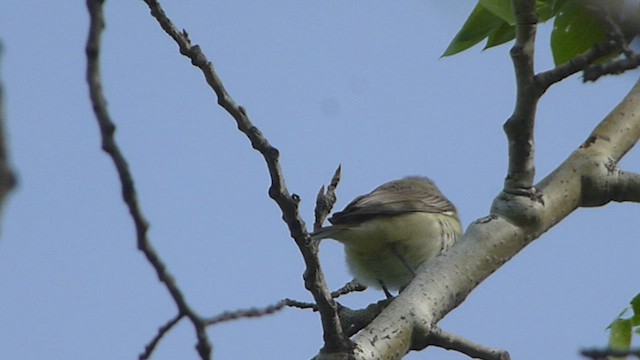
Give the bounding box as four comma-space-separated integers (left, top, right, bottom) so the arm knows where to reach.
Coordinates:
312, 176, 462, 292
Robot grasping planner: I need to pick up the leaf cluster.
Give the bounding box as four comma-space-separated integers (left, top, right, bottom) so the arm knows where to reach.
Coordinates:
443, 0, 607, 65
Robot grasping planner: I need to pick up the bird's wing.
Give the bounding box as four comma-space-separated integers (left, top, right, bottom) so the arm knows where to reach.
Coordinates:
329, 179, 456, 225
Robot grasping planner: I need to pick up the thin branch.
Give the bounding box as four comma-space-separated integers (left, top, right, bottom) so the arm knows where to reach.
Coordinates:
503, 0, 540, 194
584, 53, 640, 82
314, 165, 341, 231
140, 314, 184, 360
283, 298, 318, 310
0, 42, 17, 223
581, 347, 640, 359
536, 2, 640, 84
139, 0, 351, 353
331, 279, 367, 299
85, 1, 211, 359
419, 326, 511, 360
203, 300, 290, 326
535, 39, 622, 89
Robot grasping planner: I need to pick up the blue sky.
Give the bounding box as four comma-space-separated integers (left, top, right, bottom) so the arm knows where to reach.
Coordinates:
0, 1, 638, 359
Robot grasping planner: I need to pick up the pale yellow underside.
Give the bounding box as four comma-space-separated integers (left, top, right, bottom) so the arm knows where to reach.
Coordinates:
320, 212, 461, 290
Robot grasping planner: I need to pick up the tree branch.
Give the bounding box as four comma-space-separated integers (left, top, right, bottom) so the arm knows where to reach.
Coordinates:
140, 314, 184, 360
314, 165, 341, 231
536, 0, 638, 88
0, 43, 16, 225
315, 78, 640, 360
584, 53, 640, 82
535, 39, 622, 90
203, 300, 290, 326
420, 326, 510, 360
139, 0, 351, 354
330, 279, 367, 299
503, 0, 540, 194
581, 347, 640, 359
85, 1, 212, 358
611, 171, 640, 203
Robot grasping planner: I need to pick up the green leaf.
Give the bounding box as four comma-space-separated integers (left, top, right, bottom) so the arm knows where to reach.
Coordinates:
442, 3, 504, 57
480, 0, 515, 24
485, 22, 516, 49
550, 1, 607, 65
609, 318, 632, 351
552, 0, 571, 13
536, 0, 555, 22
631, 293, 640, 326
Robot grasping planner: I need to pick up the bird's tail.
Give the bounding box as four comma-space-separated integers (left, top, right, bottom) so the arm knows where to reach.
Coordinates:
309, 226, 337, 241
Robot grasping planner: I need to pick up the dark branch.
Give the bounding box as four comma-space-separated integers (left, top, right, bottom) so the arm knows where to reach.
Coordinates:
338, 300, 391, 337
139, 0, 351, 353
537, 0, 638, 87
85, 1, 211, 358
584, 53, 640, 82
581, 347, 640, 359
203, 300, 292, 326
139, 314, 184, 360
536, 39, 622, 89
283, 298, 318, 310
0, 42, 17, 221
331, 279, 367, 299
314, 165, 341, 231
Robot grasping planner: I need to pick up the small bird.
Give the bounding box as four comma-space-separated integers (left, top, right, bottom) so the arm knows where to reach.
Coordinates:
312, 176, 462, 295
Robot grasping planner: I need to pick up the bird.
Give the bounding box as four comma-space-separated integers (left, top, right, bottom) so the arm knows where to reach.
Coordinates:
311, 176, 462, 296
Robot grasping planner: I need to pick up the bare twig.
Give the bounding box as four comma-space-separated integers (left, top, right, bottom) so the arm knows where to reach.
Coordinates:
203, 300, 290, 326
314, 165, 341, 230
283, 298, 318, 310
85, 1, 212, 359
331, 279, 367, 299
584, 53, 640, 82
139, 0, 351, 353
420, 326, 511, 360
140, 314, 184, 360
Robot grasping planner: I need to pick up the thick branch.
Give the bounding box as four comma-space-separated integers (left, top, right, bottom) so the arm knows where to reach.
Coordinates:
315, 79, 640, 360
139, 0, 351, 353
85, 1, 211, 358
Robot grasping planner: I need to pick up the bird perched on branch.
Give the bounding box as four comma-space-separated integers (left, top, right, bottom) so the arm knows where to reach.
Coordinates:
312, 176, 462, 296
